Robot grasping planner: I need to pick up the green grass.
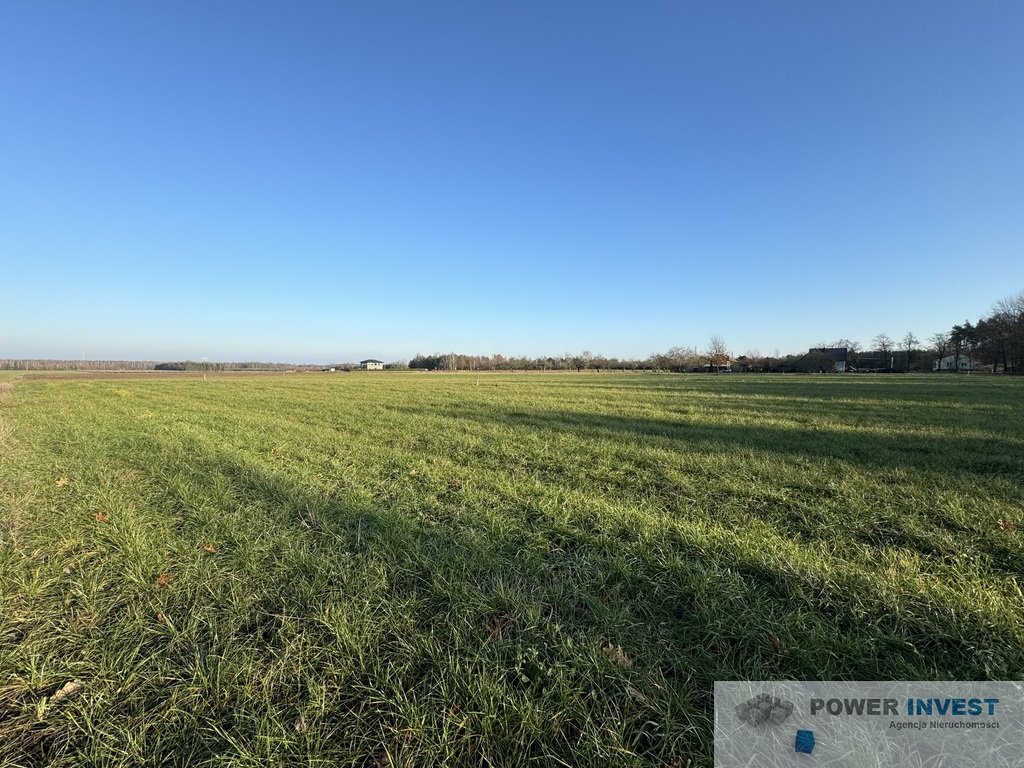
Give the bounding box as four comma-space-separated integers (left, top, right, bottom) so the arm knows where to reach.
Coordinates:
1, 373, 1022, 767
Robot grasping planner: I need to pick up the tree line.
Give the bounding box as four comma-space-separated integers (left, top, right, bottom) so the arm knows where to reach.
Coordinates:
0, 360, 316, 372
402, 290, 1023, 374
0, 359, 158, 371
4, 291, 1020, 374
934, 291, 1024, 373
852, 290, 1024, 374
405, 351, 648, 372
153, 361, 315, 371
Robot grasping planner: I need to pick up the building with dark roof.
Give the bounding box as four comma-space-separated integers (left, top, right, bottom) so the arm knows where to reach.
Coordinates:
808, 347, 849, 372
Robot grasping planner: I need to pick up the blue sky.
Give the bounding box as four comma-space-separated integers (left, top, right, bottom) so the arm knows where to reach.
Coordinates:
3, 1, 1022, 363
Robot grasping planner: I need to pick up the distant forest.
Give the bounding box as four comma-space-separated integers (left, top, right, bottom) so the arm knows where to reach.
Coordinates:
0, 360, 316, 372
3, 290, 1021, 374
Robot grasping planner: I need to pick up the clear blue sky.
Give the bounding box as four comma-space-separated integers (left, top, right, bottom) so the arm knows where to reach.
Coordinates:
3, 1, 1022, 363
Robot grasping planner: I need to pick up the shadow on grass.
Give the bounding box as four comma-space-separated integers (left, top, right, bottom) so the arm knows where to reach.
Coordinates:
220, 447, 1022, 674
10, 422, 1021, 768
398, 402, 1024, 483
401, 401, 1024, 575
543, 375, 1018, 400
125, 440, 1024, 764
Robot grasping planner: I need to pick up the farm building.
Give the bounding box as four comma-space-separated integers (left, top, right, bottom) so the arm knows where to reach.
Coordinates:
934, 354, 983, 372
808, 347, 849, 372
359, 359, 385, 370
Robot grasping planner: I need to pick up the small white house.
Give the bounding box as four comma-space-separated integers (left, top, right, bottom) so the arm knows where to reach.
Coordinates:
359, 359, 385, 370
934, 354, 978, 371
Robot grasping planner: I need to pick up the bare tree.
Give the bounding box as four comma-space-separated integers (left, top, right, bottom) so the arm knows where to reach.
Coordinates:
706, 336, 731, 372
928, 332, 951, 371
901, 332, 919, 371
982, 291, 1024, 372
873, 333, 894, 370
992, 290, 1024, 319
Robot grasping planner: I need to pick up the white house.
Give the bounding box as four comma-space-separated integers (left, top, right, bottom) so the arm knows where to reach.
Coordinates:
934, 354, 978, 372
359, 359, 385, 370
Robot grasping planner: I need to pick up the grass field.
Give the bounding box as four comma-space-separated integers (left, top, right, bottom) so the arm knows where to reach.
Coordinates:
1, 372, 1022, 767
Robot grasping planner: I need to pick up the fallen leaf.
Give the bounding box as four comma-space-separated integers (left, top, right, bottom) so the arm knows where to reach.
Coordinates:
50, 680, 83, 703
200, 543, 218, 554
55, 476, 69, 487
627, 685, 650, 705
602, 643, 632, 668
998, 519, 1016, 533
155, 574, 173, 588
487, 615, 509, 641
93, 512, 108, 523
